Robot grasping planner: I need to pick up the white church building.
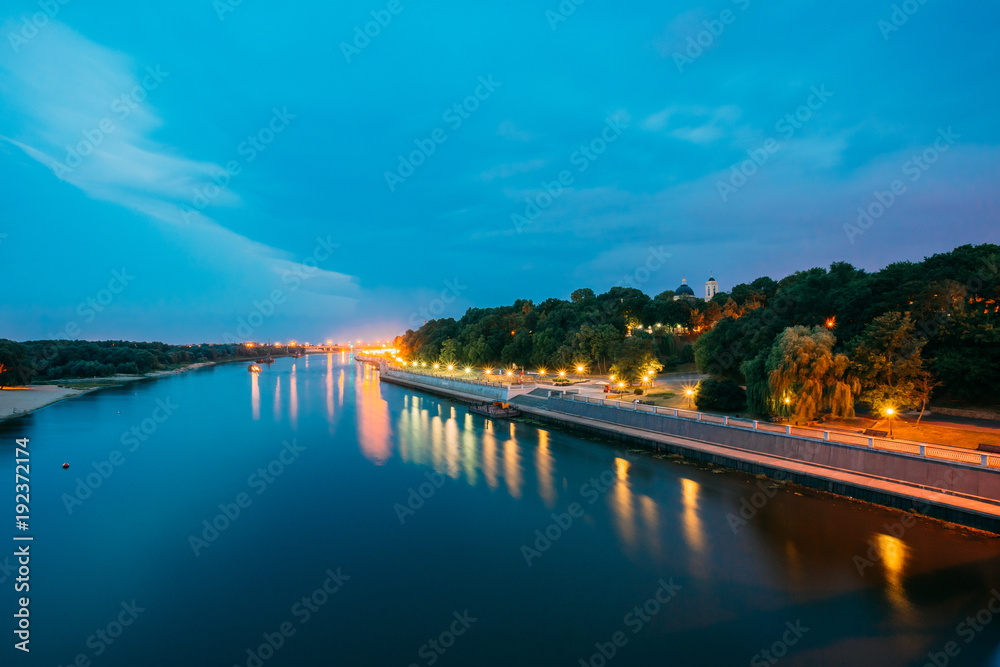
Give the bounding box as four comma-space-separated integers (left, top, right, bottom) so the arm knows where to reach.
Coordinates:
673, 275, 719, 302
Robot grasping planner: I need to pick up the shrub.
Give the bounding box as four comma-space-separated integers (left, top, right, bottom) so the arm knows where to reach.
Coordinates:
694, 378, 747, 412
633, 388, 644, 395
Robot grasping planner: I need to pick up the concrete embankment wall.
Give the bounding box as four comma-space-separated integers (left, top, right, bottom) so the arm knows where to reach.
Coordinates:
380, 369, 511, 402
547, 398, 1000, 500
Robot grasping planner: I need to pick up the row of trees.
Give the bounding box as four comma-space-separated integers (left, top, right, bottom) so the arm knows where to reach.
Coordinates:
394, 285, 722, 384
396, 244, 997, 418
693, 244, 999, 419
0, 340, 296, 386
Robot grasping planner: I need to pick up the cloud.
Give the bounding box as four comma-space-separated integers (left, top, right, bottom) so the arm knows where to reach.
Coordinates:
642, 105, 741, 144
479, 158, 547, 182
0, 20, 361, 308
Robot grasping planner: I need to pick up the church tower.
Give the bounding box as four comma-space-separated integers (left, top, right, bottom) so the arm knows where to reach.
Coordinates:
705, 274, 718, 301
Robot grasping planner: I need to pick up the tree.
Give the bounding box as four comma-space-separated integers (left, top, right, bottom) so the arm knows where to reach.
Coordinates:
914, 371, 943, 426
0, 340, 30, 389
609, 337, 663, 384
767, 326, 858, 422
571, 288, 595, 303
695, 378, 747, 412
849, 312, 926, 413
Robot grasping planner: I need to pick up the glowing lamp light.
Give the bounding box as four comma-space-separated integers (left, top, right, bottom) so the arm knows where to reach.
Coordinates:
507, 371, 513, 377
610, 375, 615, 381
421, 362, 426, 367
619, 382, 626, 389
559, 371, 566, 377
785, 397, 791, 404
464, 367, 471, 373
433, 364, 439, 369
576, 366, 584, 373
538, 368, 547, 376
886, 408, 895, 416
686, 389, 694, 397
412, 362, 417, 367
447, 365, 454, 371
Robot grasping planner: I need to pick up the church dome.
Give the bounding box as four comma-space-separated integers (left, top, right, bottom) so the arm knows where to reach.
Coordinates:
675, 283, 695, 296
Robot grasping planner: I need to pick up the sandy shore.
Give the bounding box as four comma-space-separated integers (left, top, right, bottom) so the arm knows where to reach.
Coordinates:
0, 360, 219, 421
0, 385, 90, 421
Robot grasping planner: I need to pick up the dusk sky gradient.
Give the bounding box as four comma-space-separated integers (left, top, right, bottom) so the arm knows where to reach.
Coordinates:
2, 0, 998, 344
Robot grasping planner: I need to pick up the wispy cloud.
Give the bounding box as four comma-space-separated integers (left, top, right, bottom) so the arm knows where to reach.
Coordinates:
0, 20, 360, 304
642, 105, 741, 144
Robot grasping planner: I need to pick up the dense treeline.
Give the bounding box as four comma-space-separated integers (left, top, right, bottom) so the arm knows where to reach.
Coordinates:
693, 244, 999, 416
394, 285, 727, 383
0, 339, 294, 386
396, 244, 999, 414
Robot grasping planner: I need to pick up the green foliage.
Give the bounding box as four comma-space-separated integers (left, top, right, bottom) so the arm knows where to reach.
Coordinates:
689, 243, 1000, 406
767, 326, 858, 422
14, 340, 289, 382
694, 378, 747, 412
849, 312, 926, 412
609, 337, 663, 384
0, 339, 31, 388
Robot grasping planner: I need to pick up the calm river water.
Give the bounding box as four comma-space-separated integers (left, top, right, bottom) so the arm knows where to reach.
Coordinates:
2, 354, 999, 666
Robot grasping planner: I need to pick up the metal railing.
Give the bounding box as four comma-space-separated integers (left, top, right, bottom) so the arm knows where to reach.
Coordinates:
560, 393, 999, 469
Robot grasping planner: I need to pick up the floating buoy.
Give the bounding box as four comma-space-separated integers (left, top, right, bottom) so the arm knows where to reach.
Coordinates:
62, 463, 70, 469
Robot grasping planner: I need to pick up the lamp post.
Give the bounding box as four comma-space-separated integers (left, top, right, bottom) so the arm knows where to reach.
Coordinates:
886, 407, 895, 439
685, 388, 694, 409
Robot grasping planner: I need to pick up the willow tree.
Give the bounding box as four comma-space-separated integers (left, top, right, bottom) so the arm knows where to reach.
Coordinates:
766, 326, 858, 423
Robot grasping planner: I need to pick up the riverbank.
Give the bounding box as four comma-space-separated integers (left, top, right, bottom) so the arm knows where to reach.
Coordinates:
0, 360, 221, 421
378, 366, 1000, 533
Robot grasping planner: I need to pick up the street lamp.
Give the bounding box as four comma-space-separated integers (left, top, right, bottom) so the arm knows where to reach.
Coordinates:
576, 365, 584, 374
685, 388, 694, 409
464, 367, 471, 374
886, 407, 895, 439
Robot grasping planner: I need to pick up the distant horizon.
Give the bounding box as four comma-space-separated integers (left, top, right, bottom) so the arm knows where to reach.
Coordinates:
3, 1, 998, 345
6, 240, 992, 346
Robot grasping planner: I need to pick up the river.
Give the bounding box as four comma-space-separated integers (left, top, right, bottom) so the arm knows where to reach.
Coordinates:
2, 354, 999, 666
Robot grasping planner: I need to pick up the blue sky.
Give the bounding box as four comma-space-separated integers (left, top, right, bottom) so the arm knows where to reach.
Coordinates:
1, 0, 998, 344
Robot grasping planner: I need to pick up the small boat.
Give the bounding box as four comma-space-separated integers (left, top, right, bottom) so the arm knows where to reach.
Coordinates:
248, 364, 261, 373
470, 401, 521, 418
